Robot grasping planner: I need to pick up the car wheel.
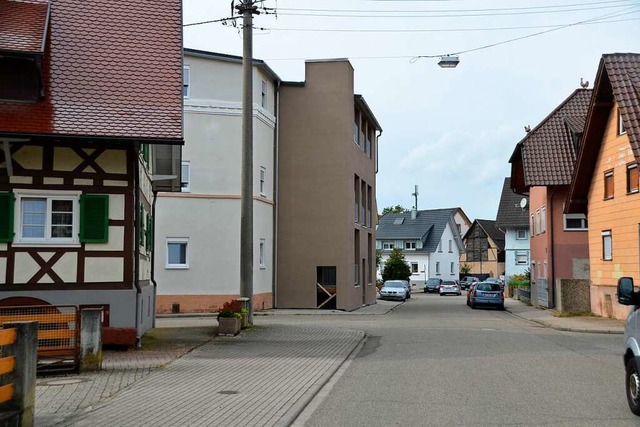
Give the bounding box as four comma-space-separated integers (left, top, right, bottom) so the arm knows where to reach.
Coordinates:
498, 304, 505, 311
627, 357, 640, 416
470, 301, 476, 309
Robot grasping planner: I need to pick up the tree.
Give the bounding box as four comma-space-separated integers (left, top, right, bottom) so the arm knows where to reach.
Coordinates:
381, 205, 405, 215
460, 262, 471, 275
375, 249, 382, 267
382, 248, 411, 282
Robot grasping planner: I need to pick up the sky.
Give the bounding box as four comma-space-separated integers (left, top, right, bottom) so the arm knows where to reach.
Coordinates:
183, 0, 640, 222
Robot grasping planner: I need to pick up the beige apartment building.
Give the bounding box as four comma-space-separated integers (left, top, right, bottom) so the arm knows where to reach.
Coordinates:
276, 59, 382, 311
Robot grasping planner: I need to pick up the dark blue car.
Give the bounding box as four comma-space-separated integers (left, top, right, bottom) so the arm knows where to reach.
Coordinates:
469, 282, 504, 310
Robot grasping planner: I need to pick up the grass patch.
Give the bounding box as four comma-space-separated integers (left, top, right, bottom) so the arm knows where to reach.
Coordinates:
553, 311, 596, 318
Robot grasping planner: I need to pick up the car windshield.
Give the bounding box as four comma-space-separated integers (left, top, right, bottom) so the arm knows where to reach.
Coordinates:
477, 283, 501, 292
384, 282, 405, 288
443, 281, 456, 286
426, 279, 440, 284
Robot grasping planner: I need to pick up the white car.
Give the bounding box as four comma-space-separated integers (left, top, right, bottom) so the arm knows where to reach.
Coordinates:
439, 280, 461, 296
379, 280, 410, 301
617, 277, 640, 416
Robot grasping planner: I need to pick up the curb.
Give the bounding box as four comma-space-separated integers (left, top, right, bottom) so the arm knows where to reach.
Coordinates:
505, 308, 624, 335
275, 331, 367, 427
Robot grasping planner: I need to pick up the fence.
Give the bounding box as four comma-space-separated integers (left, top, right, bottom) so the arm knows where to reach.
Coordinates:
0, 305, 79, 373
0, 321, 38, 426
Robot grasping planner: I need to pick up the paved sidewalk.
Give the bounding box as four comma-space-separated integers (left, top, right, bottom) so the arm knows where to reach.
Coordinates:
505, 298, 625, 334
48, 323, 364, 426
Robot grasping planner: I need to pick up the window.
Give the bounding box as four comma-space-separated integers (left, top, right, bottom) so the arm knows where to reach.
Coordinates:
259, 238, 266, 268
405, 241, 416, 250
515, 251, 528, 265
516, 229, 527, 239
183, 65, 190, 98
535, 209, 541, 235
627, 163, 638, 194
353, 121, 359, 145
602, 230, 612, 261
619, 109, 626, 135
411, 262, 418, 273
564, 213, 588, 230
259, 166, 266, 196
530, 214, 535, 235
12, 190, 84, 245
541, 206, 546, 233
383, 242, 394, 250
450, 262, 454, 274
457, 223, 461, 234
448, 240, 453, 252
181, 161, 190, 192
604, 171, 614, 199
531, 262, 536, 282
435, 262, 440, 275
438, 241, 442, 252
167, 238, 188, 268
261, 80, 267, 108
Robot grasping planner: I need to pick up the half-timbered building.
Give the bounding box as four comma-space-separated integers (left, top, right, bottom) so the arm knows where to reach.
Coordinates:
0, 0, 183, 346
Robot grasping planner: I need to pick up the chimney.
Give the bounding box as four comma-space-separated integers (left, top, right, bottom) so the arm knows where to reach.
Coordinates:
411, 208, 417, 220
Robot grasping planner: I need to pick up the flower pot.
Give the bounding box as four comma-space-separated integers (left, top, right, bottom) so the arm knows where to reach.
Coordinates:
218, 317, 241, 336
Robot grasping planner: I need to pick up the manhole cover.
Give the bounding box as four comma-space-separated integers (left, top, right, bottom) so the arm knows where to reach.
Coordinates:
218, 390, 239, 395
41, 378, 90, 386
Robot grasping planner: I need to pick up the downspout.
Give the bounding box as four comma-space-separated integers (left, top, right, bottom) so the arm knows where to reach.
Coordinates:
150, 189, 158, 328
272, 80, 280, 308
549, 188, 556, 308
133, 145, 142, 347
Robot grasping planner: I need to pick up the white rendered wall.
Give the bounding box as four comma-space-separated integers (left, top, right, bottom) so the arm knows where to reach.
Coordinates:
504, 228, 530, 283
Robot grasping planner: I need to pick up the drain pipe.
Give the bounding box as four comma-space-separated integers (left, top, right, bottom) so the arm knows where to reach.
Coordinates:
272, 80, 280, 309
150, 189, 158, 328
133, 146, 142, 348
549, 188, 556, 309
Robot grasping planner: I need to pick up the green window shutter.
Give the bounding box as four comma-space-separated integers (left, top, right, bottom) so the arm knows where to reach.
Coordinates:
145, 215, 153, 252
142, 144, 149, 165
0, 192, 15, 243
139, 206, 145, 247
80, 194, 109, 243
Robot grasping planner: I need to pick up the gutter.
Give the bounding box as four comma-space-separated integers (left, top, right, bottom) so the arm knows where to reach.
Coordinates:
150, 189, 158, 329
133, 146, 142, 347
549, 188, 556, 309
272, 80, 280, 308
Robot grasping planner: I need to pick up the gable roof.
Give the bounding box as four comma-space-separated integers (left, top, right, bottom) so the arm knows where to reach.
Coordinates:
464, 219, 505, 251
0, 0, 49, 55
376, 208, 460, 253
496, 178, 529, 229
509, 89, 592, 192
567, 53, 640, 213
0, 0, 183, 144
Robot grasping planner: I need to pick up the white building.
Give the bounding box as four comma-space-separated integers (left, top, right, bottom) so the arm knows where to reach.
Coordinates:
495, 178, 530, 284
154, 49, 279, 313
376, 208, 466, 287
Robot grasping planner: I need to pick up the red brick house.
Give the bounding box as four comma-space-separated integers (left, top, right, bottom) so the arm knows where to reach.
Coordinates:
0, 0, 183, 346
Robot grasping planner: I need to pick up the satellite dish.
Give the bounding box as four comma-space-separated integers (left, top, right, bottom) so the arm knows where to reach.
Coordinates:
520, 198, 528, 209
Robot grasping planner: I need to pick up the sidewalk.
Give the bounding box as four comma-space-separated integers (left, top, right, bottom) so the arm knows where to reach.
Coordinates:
504, 298, 625, 334
37, 322, 365, 426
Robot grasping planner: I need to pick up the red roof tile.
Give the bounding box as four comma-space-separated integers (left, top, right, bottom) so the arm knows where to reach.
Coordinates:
0, 0, 49, 54
605, 53, 640, 158
0, 0, 183, 143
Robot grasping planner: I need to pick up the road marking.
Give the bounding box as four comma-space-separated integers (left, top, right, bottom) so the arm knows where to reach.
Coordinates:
482, 328, 497, 331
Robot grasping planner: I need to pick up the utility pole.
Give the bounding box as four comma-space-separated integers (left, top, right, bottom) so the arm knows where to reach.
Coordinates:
237, 0, 259, 324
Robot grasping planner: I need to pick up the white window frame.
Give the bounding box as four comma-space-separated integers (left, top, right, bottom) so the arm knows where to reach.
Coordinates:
411, 262, 418, 274
536, 209, 541, 235
166, 238, 189, 269
515, 251, 528, 265
405, 241, 416, 250
602, 230, 612, 261
259, 166, 266, 196
437, 241, 442, 252
619, 109, 626, 135
563, 213, 588, 231
261, 79, 267, 109
183, 65, 190, 98
448, 239, 453, 253
181, 160, 190, 193
450, 262, 454, 274
435, 261, 440, 275
530, 214, 535, 235
516, 229, 527, 240
383, 242, 394, 250
540, 206, 546, 233
259, 238, 266, 269
13, 189, 81, 247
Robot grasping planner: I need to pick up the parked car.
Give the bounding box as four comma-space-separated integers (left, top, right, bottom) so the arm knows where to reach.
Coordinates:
439, 280, 461, 296
460, 276, 479, 290
380, 280, 410, 301
466, 282, 478, 306
616, 277, 640, 416
469, 282, 504, 310
424, 278, 443, 293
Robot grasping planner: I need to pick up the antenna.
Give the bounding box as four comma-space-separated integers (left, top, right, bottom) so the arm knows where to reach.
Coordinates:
412, 185, 419, 210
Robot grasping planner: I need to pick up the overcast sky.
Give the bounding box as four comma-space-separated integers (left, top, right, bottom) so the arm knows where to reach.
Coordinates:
183, 0, 640, 222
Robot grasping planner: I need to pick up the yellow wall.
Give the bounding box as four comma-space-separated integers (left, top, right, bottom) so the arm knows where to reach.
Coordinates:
587, 102, 638, 319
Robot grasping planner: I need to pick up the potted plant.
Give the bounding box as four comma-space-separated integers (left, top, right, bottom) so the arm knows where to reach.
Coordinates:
217, 300, 242, 336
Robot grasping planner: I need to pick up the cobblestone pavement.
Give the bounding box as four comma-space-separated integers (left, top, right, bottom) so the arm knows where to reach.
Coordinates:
35, 326, 215, 426
49, 324, 364, 426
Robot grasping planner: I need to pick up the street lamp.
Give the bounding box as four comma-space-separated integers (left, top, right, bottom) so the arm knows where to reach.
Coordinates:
438, 55, 460, 68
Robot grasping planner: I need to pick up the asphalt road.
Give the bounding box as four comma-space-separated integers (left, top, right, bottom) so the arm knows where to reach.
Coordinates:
286, 293, 635, 426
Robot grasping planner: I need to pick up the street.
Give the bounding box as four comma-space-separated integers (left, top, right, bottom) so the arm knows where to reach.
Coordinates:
273, 292, 633, 426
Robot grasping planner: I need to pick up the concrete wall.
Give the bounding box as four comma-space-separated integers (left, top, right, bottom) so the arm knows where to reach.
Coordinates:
586, 101, 639, 320
277, 60, 377, 310
155, 53, 276, 313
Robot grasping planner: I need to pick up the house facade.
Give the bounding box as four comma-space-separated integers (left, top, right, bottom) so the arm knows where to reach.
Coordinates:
495, 178, 530, 284
460, 220, 505, 279
376, 208, 465, 287
154, 49, 278, 314
0, 0, 183, 345
510, 89, 591, 308
276, 59, 382, 311
567, 53, 640, 319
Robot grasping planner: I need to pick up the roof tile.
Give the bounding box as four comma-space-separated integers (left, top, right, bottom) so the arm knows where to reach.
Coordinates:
495, 178, 529, 228
0, 0, 49, 54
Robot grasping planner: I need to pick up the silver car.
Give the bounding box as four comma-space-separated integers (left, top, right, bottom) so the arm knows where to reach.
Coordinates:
439, 280, 461, 296
380, 280, 410, 301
